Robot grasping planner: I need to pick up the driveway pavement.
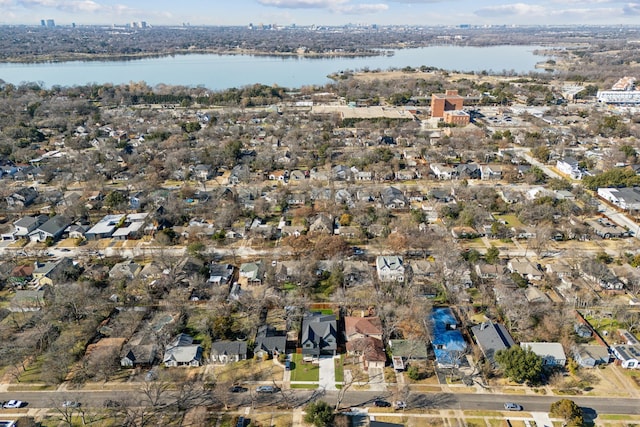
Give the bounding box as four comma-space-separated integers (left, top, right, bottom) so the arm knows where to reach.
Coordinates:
318, 356, 337, 391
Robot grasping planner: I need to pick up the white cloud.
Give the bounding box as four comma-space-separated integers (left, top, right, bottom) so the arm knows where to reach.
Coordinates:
337, 3, 389, 13
257, 0, 349, 8
475, 3, 545, 17
623, 2, 640, 14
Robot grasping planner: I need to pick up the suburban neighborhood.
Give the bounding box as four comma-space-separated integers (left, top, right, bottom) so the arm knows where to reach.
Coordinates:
0, 33, 640, 426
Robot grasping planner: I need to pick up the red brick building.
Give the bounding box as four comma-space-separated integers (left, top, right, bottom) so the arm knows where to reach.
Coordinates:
431, 89, 464, 118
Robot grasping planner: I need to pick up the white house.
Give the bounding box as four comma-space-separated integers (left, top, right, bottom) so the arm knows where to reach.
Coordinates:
556, 157, 583, 179
376, 255, 405, 282
520, 342, 566, 366
611, 345, 640, 369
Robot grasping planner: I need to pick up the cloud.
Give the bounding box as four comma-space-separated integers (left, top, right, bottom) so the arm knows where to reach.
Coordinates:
257, 0, 349, 8
475, 3, 545, 17
623, 2, 640, 14
15, 0, 140, 15
337, 3, 389, 13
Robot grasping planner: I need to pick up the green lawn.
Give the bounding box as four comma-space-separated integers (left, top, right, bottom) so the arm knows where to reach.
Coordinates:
290, 353, 319, 382
494, 214, 524, 228
335, 355, 344, 383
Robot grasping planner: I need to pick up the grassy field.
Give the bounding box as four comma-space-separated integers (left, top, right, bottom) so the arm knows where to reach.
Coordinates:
290, 353, 319, 382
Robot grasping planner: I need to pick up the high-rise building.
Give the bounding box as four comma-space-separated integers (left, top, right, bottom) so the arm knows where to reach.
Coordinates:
46, 19, 55, 27
40, 19, 46, 27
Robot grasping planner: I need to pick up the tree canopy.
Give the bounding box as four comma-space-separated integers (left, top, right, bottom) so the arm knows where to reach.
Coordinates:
550, 399, 584, 427
495, 345, 543, 384
304, 400, 335, 427
583, 167, 640, 190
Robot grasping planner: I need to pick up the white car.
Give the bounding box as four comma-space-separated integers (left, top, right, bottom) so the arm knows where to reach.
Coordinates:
3, 400, 23, 408
504, 402, 523, 411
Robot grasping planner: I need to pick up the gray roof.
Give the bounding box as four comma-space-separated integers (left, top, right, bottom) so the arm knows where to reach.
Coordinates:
254, 335, 287, 354
388, 339, 429, 359
211, 340, 247, 357
38, 215, 71, 236
471, 322, 515, 363
301, 312, 337, 355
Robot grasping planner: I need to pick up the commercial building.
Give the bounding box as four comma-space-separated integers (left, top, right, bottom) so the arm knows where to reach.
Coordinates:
431, 90, 464, 118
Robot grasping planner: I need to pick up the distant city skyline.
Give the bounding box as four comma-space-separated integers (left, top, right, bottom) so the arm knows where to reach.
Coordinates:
0, 0, 638, 27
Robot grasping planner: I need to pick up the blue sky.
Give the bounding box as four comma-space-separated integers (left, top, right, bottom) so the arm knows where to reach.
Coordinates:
0, 0, 638, 26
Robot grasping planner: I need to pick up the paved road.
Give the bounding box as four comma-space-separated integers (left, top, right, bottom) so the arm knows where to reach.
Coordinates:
2, 389, 640, 416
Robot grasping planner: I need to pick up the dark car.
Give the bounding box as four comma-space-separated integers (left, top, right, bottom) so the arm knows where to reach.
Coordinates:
374, 400, 391, 407
236, 416, 246, 427
229, 385, 248, 393
104, 400, 122, 408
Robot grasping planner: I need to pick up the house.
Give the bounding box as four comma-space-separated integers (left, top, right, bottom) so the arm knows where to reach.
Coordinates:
111, 213, 149, 240
254, 325, 287, 359
193, 164, 213, 180
611, 345, 640, 369
430, 307, 467, 368
557, 157, 582, 180
300, 312, 338, 357
572, 345, 611, 368
66, 223, 90, 239
210, 341, 248, 364
507, 259, 543, 281
28, 215, 71, 243
475, 264, 503, 279
480, 165, 502, 180
32, 258, 74, 286
345, 316, 385, 369
376, 255, 405, 282
409, 260, 437, 283
344, 316, 383, 342
85, 214, 126, 240
471, 321, 515, 365
586, 218, 628, 239
109, 260, 142, 280
520, 342, 566, 366
5, 215, 48, 240
163, 333, 203, 367
9, 287, 49, 312
451, 226, 480, 239
209, 263, 234, 285
8, 264, 35, 287
5, 187, 38, 208
239, 261, 263, 285
456, 163, 481, 180
343, 261, 372, 287
597, 187, 640, 211
309, 214, 334, 234
388, 339, 429, 367
347, 336, 386, 370
120, 344, 157, 368
380, 187, 408, 209
430, 163, 455, 180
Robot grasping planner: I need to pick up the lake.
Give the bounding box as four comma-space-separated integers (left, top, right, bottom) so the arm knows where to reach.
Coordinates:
0, 45, 547, 90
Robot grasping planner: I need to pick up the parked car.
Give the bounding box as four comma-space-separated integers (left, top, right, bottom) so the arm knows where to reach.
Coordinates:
374, 400, 391, 407
236, 416, 246, 427
62, 401, 81, 408
229, 385, 248, 393
2, 400, 24, 409
256, 385, 279, 393
504, 402, 523, 411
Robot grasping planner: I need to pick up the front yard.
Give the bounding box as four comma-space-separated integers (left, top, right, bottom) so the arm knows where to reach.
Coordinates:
214, 359, 283, 384
289, 353, 319, 382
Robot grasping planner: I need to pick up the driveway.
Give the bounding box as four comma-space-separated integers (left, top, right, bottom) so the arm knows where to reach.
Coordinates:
318, 356, 337, 391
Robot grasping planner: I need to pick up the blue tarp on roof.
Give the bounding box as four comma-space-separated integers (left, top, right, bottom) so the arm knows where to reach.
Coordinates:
430, 307, 467, 367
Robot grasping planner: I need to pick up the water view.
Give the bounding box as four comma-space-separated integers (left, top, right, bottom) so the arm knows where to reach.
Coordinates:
0, 45, 547, 90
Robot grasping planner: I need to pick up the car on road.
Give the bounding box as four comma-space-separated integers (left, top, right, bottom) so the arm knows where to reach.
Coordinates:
373, 400, 391, 407
229, 385, 248, 393
504, 402, 523, 411
255, 385, 279, 393
62, 401, 81, 408
104, 400, 122, 408
60, 248, 71, 252
2, 400, 24, 409
393, 401, 407, 410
